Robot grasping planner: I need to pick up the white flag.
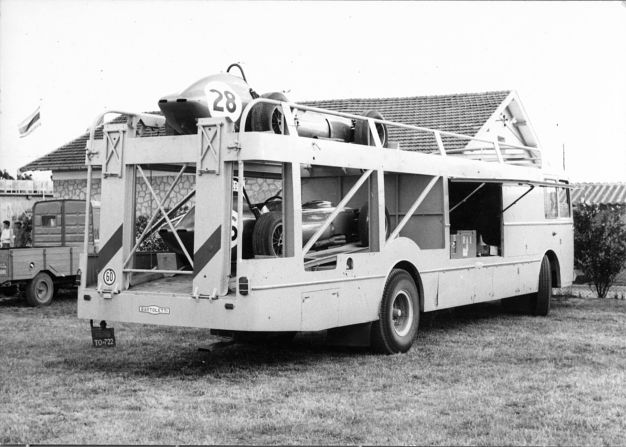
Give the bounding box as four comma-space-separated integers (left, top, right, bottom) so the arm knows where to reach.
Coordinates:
18, 105, 41, 137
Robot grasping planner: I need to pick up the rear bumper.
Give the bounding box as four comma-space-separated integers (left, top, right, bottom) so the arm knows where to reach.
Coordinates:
78, 287, 302, 331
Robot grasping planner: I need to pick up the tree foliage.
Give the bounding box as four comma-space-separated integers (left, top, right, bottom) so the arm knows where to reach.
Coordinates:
574, 204, 626, 298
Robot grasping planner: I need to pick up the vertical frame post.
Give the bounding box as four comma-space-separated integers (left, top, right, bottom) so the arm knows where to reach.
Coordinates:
193, 118, 233, 298
282, 162, 302, 259
96, 120, 136, 294
368, 169, 385, 251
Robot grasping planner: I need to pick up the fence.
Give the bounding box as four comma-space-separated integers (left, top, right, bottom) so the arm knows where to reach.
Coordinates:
0, 179, 53, 196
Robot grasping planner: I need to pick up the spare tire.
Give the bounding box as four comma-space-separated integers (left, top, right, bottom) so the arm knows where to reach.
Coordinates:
358, 203, 391, 247
252, 211, 283, 257
354, 110, 388, 147
249, 92, 289, 134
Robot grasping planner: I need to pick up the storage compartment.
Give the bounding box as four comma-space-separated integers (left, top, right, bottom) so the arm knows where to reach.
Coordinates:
449, 181, 502, 258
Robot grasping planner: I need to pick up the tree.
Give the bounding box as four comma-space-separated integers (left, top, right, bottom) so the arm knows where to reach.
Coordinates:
574, 204, 626, 298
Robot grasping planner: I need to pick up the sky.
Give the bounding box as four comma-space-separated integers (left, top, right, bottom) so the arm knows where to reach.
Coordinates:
1, 0, 625, 182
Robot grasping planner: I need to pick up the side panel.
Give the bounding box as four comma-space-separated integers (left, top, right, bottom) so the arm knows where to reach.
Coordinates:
44, 247, 73, 277
64, 200, 87, 247
10, 248, 44, 280
0, 250, 10, 283
301, 289, 339, 331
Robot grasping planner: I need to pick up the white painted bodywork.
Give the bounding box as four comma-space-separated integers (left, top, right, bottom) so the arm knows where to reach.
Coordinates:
78, 103, 574, 332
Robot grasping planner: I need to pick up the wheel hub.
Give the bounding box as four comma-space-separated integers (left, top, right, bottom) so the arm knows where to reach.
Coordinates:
391, 290, 413, 337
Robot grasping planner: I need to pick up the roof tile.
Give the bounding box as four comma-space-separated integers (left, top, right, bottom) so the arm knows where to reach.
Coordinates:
571, 182, 626, 205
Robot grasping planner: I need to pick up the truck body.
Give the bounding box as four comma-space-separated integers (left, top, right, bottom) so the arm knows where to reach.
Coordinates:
0, 199, 97, 305
77, 70, 574, 353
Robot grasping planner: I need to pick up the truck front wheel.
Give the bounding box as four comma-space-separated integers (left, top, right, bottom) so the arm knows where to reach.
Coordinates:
25, 272, 54, 306
371, 269, 419, 354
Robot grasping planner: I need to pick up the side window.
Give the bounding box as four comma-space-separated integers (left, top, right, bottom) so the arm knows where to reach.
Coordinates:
41, 215, 57, 227
544, 186, 558, 219
558, 183, 571, 218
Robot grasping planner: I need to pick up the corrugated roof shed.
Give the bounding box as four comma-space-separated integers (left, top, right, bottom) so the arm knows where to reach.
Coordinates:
21, 91, 510, 172
572, 182, 626, 205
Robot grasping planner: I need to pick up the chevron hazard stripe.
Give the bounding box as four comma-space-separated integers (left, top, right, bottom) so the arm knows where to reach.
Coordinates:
97, 225, 123, 272
193, 225, 222, 278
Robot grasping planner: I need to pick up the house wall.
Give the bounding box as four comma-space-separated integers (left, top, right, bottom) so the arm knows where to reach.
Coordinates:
0, 195, 44, 222
53, 173, 281, 217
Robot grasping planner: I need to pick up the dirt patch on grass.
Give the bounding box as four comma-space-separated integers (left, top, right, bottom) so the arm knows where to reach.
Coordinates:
1, 296, 625, 444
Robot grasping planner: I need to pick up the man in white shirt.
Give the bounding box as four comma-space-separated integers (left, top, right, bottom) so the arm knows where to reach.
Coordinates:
1, 220, 14, 248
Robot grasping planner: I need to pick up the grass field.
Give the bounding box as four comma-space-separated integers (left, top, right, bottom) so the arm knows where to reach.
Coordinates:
1, 291, 625, 445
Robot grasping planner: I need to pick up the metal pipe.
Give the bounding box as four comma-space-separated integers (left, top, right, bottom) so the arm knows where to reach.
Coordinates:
449, 183, 485, 214
238, 98, 542, 156
123, 269, 193, 275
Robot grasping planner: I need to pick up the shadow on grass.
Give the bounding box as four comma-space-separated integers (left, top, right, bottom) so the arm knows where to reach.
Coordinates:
42, 300, 530, 379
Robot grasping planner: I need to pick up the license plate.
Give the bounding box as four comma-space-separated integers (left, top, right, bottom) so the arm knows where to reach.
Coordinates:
91, 326, 116, 348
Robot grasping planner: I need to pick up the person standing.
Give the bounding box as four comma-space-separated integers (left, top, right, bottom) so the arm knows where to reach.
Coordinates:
1, 220, 13, 248
13, 221, 27, 248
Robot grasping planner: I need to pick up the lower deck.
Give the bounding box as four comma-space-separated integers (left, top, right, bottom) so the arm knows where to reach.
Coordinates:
128, 273, 236, 296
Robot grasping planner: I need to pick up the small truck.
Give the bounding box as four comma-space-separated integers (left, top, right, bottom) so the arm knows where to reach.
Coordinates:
0, 199, 97, 306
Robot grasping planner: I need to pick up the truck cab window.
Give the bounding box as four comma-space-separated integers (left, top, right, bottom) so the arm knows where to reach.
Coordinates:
41, 216, 57, 227
544, 186, 558, 219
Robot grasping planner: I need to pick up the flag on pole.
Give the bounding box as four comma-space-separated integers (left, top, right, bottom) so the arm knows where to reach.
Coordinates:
18, 105, 41, 138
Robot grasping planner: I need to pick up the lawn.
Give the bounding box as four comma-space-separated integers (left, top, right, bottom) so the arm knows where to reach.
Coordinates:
1, 291, 624, 445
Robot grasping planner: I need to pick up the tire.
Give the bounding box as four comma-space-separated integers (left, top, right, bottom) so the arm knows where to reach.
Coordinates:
354, 110, 388, 147
250, 92, 289, 134
532, 255, 552, 316
252, 211, 283, 257
502, 255, 552, 316
25, 272, 54, 307
371, 269, 420, 354
358, 203, 390, 247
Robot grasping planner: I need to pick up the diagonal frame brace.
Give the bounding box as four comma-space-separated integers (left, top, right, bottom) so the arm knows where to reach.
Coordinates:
104, 129, 124, 177
303, 169, 374, 256
387, 176, 441, 245
123, 164, 188, 268
136, 165, 194, 268
199, 122, 222, 174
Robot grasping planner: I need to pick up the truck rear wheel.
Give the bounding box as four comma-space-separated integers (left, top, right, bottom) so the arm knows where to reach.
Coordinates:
25, 272, 54, 306
532, 255, 552, 316
502, 255, 552, 315
371, 269, 419, 354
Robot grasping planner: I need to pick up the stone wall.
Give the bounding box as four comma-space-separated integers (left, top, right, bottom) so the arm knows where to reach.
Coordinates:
54, 175, 282, 217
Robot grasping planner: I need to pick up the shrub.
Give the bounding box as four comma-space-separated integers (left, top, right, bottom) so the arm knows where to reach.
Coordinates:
134, 205, 190, 252
135, 215, 169, 252
12, 211, 32, 247
574, 204, 626, 298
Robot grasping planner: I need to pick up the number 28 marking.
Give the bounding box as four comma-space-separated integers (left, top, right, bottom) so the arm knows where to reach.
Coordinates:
204, 81, 242, 122
210, 89, 237, 113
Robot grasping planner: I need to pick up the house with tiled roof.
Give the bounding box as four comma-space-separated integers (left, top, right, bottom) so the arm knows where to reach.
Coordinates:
20, 89, 540, 212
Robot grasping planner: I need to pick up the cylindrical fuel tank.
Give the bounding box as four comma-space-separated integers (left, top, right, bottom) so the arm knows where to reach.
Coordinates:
293, 111, 354, 142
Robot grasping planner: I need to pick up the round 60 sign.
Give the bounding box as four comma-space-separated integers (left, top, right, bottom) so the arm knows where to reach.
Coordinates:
102, 268, 116, 286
